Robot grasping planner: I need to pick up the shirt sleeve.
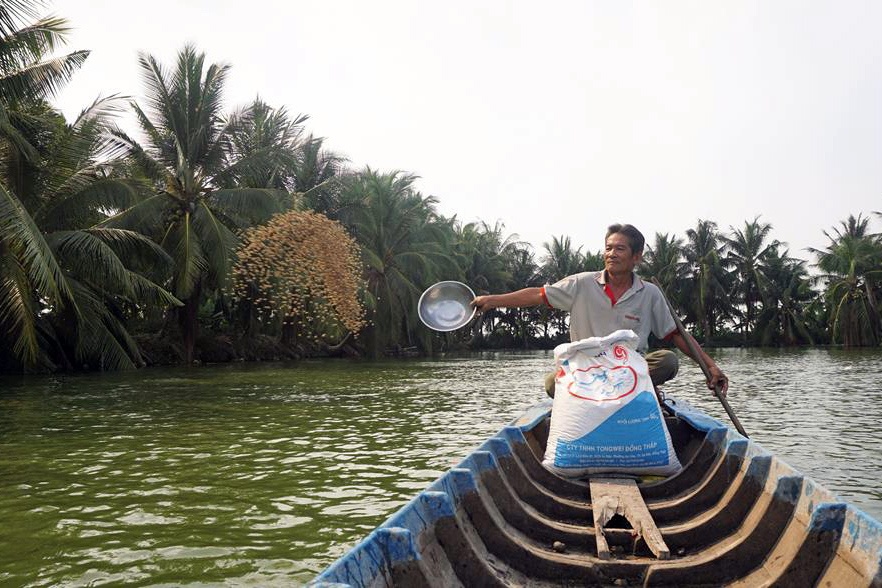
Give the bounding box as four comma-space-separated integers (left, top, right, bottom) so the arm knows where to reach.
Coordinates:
649, 284, 677, 339
543, 274, 582, 312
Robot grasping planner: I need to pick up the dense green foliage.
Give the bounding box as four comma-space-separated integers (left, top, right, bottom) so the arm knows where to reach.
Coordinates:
1, 1, 881, 372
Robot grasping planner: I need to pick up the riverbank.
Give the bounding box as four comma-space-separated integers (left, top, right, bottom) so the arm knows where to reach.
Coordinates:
134, 332, 366, 367
0, 328, 817, 375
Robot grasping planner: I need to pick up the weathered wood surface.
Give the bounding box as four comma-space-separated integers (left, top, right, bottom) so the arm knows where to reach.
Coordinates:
590, 477, 671, 560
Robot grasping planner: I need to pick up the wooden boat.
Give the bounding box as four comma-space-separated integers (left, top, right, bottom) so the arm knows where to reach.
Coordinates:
311, 397, 882, 587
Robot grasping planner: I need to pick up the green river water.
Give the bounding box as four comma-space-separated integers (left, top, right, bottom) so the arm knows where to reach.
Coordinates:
1, 348, 880, 586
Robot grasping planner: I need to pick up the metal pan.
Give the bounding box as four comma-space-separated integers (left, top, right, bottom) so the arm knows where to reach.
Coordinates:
417, 281, 476, 331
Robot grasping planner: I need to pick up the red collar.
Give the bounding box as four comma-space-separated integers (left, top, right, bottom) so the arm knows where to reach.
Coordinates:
603, 282, 619, 305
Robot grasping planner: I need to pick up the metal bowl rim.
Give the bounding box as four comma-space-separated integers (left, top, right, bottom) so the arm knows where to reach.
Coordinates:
417, 281, 476, 332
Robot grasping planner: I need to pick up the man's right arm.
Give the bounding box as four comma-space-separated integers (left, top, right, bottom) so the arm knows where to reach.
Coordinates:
472, 287, 546, 312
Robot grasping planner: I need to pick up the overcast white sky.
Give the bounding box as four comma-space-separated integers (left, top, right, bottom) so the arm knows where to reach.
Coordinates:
53, 0, 881, 261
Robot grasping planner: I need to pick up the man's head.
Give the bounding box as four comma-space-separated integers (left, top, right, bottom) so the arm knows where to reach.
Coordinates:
604, 223, 645, 276
605, 224, 645, 254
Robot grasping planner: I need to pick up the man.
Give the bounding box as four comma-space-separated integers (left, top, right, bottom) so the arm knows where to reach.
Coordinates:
472, 223, 729, 396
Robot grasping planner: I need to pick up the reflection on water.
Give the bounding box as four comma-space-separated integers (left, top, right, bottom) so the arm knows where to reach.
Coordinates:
0, 348, 880, 585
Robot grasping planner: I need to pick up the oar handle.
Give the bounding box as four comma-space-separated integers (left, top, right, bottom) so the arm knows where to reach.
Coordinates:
651, 278, 749, 438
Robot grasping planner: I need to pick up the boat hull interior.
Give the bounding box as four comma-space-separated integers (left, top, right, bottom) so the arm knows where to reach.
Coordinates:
312, 398, 882, 587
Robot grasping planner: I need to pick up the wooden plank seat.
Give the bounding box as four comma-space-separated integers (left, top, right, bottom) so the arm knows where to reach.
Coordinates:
590, 477, 671, 560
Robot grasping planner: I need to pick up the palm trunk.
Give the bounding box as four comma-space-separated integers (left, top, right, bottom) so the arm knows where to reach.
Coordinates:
865, 281, 881, 344
178, 283, 201, 364
281, 320, 296, 346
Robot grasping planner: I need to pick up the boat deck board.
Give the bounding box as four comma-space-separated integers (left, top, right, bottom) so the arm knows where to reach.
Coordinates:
590, 477, 670, 560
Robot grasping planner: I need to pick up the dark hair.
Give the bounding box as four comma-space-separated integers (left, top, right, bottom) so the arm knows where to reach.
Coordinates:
606, 224, 645, 254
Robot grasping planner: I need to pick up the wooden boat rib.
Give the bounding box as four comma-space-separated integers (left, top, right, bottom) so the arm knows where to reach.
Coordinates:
311, 398, 882, 587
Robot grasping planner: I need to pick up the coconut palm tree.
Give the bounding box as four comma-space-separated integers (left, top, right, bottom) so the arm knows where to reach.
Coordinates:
0, 2, 172, 371
0, 159, 70, 369
640, 232, 686, 290
453, 220, 522, 344
724, 217, 780, 340
808, 214, 882, 346
580, 249, 605, 272
104, 45, 287, 362
541, 235, 584, 282
337, 168, 458, 355
540, 235, 585, 337
220, 98, 308, 192
683, 219, 734, 343
753, 249, 816, 346
499, 244, 543, 347
455, 220, 520, 294
640, 232, 690, 328
292, 135, 348, 216
1, 98, 178, 370
39, 99, 179, 368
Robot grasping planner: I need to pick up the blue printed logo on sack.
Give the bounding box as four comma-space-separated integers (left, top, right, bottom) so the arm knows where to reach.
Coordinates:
555, 391, 671, 468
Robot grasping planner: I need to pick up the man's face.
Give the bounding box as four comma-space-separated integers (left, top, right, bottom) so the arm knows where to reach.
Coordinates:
604, 233, 642, 275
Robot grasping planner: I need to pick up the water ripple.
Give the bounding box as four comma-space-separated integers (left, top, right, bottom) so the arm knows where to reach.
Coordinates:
0, 349, 879, 585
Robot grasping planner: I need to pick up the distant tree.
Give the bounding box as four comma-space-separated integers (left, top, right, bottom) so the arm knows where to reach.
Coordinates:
499, 244, 543, 347
724, 217, 780, 340
292, 136, 348, 216
754, 249, 816, 346
336, 168, 458, 355
454, 220, 521, 344
541, 235, 584, 282
221, 98, 308, 192
640, 232, 686, 291
455, 220, 518, 294
540, 235, 584, 337
683, 219, 734, 343
809, 214, 882, 346
581, 249, 605, 272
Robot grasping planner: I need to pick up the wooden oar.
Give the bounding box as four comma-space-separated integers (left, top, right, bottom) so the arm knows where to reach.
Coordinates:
651, 278, 749, 438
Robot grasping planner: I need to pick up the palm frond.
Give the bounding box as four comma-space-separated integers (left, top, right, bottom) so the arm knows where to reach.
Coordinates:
0, 103, 38, 161
108, 126, 170, 181
0, 0, 41, 38
191, 202, 237, 286
0, 183, 74, 307
0, 264, 41, 365
83, 227, 173, 267
0, 49, 89, 101
209, 188, 284, 224
164, 215, 207, 298
46, 230, 137, 298
66, 279, 138, 370
70, 93, 128, 127
40, 179, 148, 231
127, 270, 182, 308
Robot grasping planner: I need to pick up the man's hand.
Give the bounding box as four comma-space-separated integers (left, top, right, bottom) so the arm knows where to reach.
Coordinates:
471, 295, 495, 313
708, 365, 729, 398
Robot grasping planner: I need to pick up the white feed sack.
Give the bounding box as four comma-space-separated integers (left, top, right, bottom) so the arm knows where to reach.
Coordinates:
543, 330, 682, 477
